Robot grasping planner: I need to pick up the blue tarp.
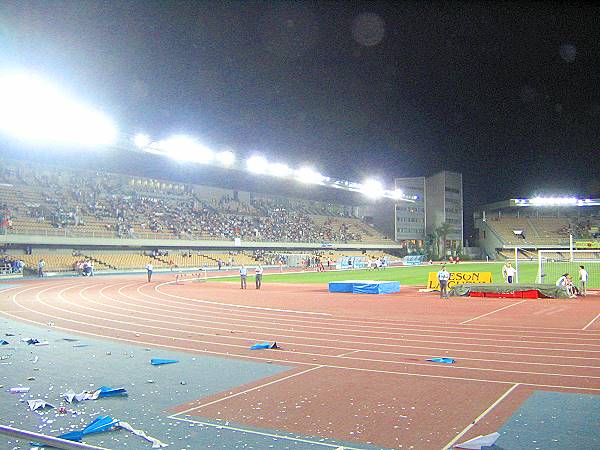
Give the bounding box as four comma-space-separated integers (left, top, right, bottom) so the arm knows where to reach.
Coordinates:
328, 280, 401, 294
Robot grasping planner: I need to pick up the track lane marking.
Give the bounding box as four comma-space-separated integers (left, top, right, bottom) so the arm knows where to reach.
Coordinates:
174, 273, 600, 334
16, 284, 600, 383
83, 285, 600, 369
441, 383, 521, 450
166, 415, 367, 449
460, 300, 528, 325
132, 284, 600, 347
6, 289, 600, 392
583, 312, 600, 331
172, 365, 324, 416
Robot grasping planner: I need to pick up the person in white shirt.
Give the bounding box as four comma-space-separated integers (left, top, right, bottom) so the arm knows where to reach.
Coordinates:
503, 262, 516, 284
556, 273, 576, 298
38, 259, 45, 278
255, 265, 263, 289
556, 273, 568, 287
145, 262, 153, 282
579, 265, 588, 296
239, 265, 247, 289
437, 266, 450, 299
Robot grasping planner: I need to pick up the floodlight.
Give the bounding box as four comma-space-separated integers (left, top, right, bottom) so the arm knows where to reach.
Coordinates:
0, 72, 117, 146
217, 150, 236, 167
156, 135, 214, 163
295, 167, 325, 184
246, 155, 269, 174
530, 196, 578, 206
133, 133, 151, 149
361, 178, 385, 199
268, 162, 292, 177
388, 189, 404, 200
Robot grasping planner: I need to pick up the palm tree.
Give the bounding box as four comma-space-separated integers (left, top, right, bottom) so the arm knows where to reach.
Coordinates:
435, 222, 453, 259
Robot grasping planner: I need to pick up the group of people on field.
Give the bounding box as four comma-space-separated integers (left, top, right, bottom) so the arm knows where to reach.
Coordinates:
556, 265, 588, 298
239, 264, 263, 290
437, 262, 590, 299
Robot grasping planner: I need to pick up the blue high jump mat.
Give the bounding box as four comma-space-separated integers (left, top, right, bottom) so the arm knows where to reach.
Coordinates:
328, 280, 401, 294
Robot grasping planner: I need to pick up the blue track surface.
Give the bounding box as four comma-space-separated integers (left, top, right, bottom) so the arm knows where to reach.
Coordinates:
494, 391, 600, 450
0, 316, 382, 449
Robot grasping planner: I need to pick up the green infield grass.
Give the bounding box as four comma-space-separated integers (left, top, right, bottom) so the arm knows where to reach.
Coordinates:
212, 262, 540, 286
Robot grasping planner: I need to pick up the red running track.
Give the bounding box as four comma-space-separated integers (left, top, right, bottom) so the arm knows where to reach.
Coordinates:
1, 273, 599, 449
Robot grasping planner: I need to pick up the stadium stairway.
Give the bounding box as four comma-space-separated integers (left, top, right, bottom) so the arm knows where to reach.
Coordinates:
83, 254, 115, 271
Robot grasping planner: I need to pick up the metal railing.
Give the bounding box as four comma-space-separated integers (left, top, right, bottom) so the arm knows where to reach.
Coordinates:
0, 424, 107, 449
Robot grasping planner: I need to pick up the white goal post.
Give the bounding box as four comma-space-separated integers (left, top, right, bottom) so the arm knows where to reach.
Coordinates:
538, 249, 600, 288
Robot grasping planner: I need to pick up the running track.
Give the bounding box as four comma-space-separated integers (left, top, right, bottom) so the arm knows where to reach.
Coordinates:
1, 273, 600, 449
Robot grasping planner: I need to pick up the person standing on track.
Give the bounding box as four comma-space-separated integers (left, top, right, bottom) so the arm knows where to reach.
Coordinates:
240, 264, 247, 289
37, 259, 45, 278
437, 265, 450, 299
146, 261, 153, 282
579, 265, 588, 296
255, 264, 263, 289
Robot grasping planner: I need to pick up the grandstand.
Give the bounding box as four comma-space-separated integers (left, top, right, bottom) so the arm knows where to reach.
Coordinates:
474, 198, 600, 260
0, 159, 402, 273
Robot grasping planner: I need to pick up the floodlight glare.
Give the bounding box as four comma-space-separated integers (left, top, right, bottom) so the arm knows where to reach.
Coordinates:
361, 179, 385, 199
217, 150, 236, 167
133, 133, 151, 149
156, 135, 214, 163
295, 167, 324, 184
530, 196, 578, 206
246, 155, 269, 174
268, 162, 292, 177
0, 72, 117, 146
389, 189, 404, 200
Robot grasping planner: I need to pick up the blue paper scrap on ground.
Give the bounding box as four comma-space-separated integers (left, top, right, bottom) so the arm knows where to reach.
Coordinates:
427, 357, 456, 364
250, 342, 279, 350
150, 358, 179, 365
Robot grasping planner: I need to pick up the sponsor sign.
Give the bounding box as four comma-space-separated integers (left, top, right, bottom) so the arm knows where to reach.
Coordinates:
427, 271, 493, 290
575, 241, 600, 249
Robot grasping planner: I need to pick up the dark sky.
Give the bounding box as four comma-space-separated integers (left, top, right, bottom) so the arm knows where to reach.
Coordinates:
1, 1, 600, 219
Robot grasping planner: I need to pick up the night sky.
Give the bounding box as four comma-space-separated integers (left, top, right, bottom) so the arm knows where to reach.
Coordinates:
1, 1, 600, 225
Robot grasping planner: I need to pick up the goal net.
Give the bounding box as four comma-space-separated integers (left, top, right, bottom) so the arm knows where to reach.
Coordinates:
538, 250, 600, 289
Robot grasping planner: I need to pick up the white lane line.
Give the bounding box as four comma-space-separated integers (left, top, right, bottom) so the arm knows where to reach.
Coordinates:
152, 283, 595, 340
97, 284, 600, 368
163, 278, 600, 335
155, 279, 331, 316
460, 300, 528, 325
583, 312, 600, 331
441, 383, 521, 450
173, 365, 324, 416
14, 284, 600, 384
51, 284, 600, 379
128, 283, 600, 357
167, 415, 367, 449
7, 288, 600, 392
135, 283, 600, 348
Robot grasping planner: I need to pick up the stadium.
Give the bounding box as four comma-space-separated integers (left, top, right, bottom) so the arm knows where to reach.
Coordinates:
1, 3, 600, 450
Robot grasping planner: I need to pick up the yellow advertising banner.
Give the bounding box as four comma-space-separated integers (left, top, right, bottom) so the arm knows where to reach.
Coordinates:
575, 241, 600, 249
427, 272, 493, 290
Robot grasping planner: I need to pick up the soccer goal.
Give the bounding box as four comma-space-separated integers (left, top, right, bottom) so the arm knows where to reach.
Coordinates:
538, 250, 599, 288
